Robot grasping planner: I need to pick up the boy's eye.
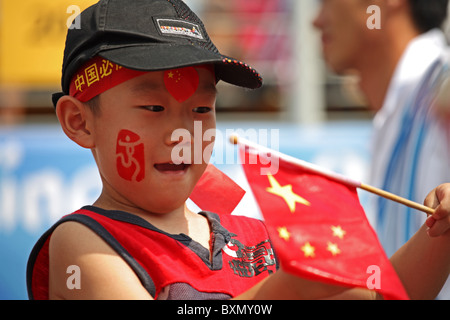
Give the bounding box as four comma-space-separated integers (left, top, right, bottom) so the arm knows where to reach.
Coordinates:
193, 106, 212, 114
142, 105, 165, 112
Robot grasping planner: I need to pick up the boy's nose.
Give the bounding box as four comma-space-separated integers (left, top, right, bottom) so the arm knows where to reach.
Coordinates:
164, 120, 195, 147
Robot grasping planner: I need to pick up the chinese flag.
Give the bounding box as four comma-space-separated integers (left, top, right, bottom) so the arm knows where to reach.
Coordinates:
239, 146, 409, 300
190, 164, 246, 215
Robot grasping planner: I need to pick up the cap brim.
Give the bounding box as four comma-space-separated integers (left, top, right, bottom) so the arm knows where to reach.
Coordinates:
98, 44, 263, 89
54, 44, 263, 107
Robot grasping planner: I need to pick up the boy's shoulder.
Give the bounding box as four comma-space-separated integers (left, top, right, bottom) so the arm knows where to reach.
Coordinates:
47, 212, 152, 299
50, 218, 106, 256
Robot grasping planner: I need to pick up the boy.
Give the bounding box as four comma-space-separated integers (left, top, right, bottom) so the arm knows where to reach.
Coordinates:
27, 0, 450, 300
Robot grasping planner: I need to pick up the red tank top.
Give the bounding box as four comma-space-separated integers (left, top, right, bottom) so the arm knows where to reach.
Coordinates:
27, 206, 277, 300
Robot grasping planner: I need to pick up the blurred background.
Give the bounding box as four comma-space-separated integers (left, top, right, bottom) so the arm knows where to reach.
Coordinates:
0, 0, 448, 299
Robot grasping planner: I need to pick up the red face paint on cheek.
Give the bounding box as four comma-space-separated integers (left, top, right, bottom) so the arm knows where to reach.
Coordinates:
115, 129, 145, 182
164, 67, 199, 103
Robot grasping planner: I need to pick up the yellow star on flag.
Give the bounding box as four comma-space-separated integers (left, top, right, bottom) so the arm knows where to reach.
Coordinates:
277, 226, 291, 241
167, 71, 174, 78
266, 174, 310, 213
331, 225, 346, 239
301, 242, 315, 258
327, 242, 341, 256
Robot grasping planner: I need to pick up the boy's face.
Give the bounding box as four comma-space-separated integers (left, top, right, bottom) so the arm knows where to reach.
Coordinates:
88, 66, 217, 214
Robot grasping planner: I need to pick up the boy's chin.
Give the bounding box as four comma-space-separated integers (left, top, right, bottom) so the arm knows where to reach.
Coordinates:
143, 195, 191, 215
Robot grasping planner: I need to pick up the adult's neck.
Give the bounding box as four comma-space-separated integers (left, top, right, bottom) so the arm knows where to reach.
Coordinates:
358, 18, 420, 111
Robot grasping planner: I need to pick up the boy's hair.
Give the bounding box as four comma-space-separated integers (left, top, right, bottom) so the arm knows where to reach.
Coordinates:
408, 0, 449, 33
85, 96, 100, 115
53, 0, 263, 108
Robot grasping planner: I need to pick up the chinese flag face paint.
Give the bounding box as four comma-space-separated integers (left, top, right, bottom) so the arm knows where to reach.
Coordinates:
116, 129, 145, 182
164, 67, 200, 103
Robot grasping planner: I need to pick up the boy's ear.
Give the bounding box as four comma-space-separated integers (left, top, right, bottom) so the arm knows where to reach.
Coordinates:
55, 95, 95, 149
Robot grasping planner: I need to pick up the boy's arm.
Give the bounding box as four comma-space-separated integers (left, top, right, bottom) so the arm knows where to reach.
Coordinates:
234, 268, 351, 300
389, 224, 450, 300
49, 221, 153, 300
388, 184, 450, 300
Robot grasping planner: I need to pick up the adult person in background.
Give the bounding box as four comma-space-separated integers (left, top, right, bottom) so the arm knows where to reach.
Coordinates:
313, 0, 450, 298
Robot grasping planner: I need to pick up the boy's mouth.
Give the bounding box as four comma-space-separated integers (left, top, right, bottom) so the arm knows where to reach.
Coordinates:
154, 163, 191, 173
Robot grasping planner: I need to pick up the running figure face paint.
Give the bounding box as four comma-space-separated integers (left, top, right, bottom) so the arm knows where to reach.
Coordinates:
116, 129, 145, 182
164, 67, 200, 103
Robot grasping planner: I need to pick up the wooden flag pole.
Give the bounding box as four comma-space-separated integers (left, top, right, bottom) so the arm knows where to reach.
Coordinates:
359, 183, 435, 215
230, 134, 435, 216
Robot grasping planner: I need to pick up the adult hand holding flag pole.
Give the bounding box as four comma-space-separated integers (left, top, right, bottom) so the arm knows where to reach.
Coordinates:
231, 134, 412, 300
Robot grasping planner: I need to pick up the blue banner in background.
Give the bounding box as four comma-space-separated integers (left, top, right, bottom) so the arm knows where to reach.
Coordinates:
0, 120, 371, 300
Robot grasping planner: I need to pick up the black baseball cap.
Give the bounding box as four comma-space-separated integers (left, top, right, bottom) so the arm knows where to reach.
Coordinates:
52, 0, 263, 107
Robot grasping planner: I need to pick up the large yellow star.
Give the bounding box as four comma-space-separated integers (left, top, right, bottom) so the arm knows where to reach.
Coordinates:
266, 174, 310, 213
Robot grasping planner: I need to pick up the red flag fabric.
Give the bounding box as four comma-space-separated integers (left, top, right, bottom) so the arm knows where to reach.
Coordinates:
239, 145, 409, 300
190, 164, 246, 215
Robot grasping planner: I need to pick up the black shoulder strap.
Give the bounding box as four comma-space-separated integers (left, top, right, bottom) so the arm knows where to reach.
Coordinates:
26, 213, 156, 299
